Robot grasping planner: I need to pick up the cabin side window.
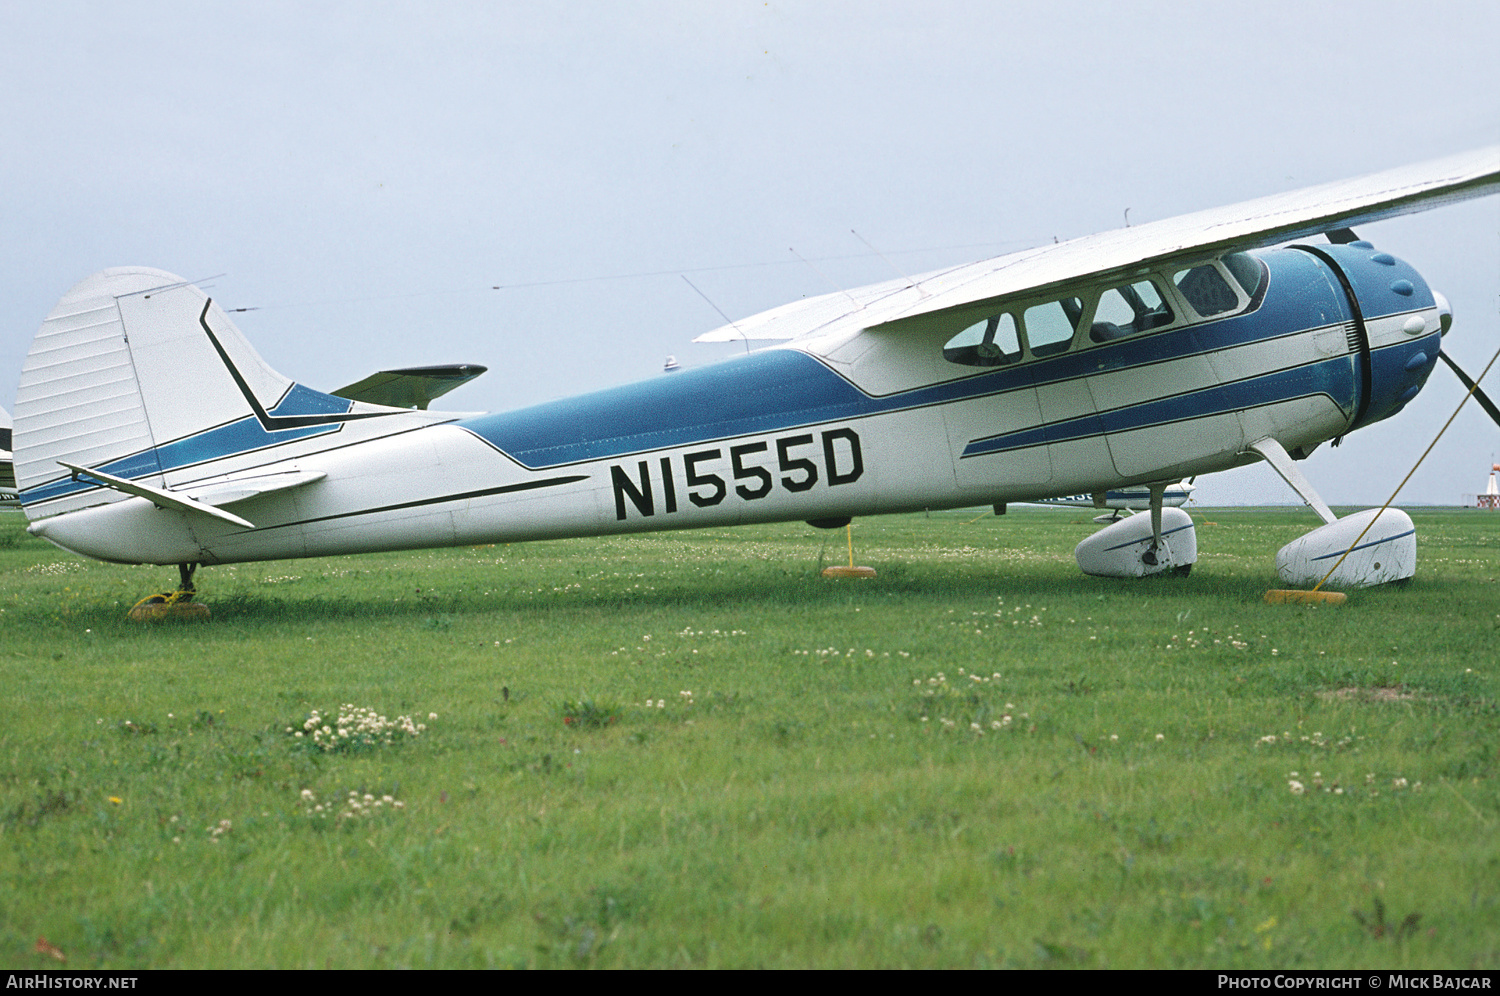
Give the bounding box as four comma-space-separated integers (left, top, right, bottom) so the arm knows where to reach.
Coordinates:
942, 312, 1021, 366
1023, 297, 1083, 357
938, 254, 1258, 370
1089, 279, 1175, 343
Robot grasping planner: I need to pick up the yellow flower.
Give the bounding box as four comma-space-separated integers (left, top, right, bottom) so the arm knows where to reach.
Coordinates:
108, 796, 122, 805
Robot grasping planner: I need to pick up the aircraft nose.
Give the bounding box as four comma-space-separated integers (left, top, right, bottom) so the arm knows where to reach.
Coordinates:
1433, 289, 1453, 335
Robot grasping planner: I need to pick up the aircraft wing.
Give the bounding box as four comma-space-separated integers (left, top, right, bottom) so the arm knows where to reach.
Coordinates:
695, 146, 1500, 343
331, 364, 487, 410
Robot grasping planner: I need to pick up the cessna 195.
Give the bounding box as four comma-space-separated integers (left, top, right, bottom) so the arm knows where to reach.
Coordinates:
10, 148, 1500, 603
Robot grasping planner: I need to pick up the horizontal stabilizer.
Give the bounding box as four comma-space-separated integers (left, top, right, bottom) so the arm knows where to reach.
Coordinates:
183, 468, 327, 506
58, 461, 254, 529
332, 365, 488, 410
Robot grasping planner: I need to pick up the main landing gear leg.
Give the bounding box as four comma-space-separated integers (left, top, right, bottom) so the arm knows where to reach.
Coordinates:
1141, 483, 1166, 566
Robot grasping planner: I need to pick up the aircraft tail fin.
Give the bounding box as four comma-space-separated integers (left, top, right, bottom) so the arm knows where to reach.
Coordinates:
14, 268, 424, 519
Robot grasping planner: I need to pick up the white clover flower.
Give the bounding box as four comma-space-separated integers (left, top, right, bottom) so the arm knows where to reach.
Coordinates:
1155, 733, 1164, 741
301, 789, 315, 800
1288, 780, 1305, 795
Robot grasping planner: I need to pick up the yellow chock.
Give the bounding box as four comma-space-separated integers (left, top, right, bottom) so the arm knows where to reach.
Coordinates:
127, 591, 211, 621
822, 523, 876, 578
822, 565, 877, 578
1264, 589, 1347, 606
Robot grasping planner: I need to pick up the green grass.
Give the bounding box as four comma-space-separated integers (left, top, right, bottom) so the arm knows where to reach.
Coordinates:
0, 505, 1496, 968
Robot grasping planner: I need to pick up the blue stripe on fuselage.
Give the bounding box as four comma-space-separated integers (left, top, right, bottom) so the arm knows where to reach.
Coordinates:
962, 358, 1356, 458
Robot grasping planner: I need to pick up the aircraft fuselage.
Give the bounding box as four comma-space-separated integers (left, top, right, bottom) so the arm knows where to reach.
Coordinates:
21, 242, 1444, 567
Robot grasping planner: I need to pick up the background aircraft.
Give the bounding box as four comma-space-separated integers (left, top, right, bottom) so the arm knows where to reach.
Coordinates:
10, 148, 1498, 603
0, 405, 16, 508
1024, 481, 1193, 525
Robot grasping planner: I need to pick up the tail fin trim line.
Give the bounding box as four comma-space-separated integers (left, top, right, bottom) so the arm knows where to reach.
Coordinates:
197, 303, 406, 431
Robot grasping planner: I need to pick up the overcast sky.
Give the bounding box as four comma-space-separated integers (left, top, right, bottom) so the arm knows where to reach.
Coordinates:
2, 1, 1497, 507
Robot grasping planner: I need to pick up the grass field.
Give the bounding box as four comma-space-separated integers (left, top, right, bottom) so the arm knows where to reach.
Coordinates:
0, 504, 1495, 969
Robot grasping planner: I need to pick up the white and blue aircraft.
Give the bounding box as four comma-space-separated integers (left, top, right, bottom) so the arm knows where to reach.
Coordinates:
10, 148, 1500, 603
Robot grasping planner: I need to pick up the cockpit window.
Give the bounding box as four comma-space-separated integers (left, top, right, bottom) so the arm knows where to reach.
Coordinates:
943, 312, 1020, 366
1174, 263, 1239, 318
1024, 297, 1082, 356
1090, 279, 1174, 342
1222, 251, 1265, 299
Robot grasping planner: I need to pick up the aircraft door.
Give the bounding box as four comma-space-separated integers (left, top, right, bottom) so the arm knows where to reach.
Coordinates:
1025, 297, 1111, 493
1086, 276, 1239, 480
939, 311, 1053, 492
1034, 368, 1110, 491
